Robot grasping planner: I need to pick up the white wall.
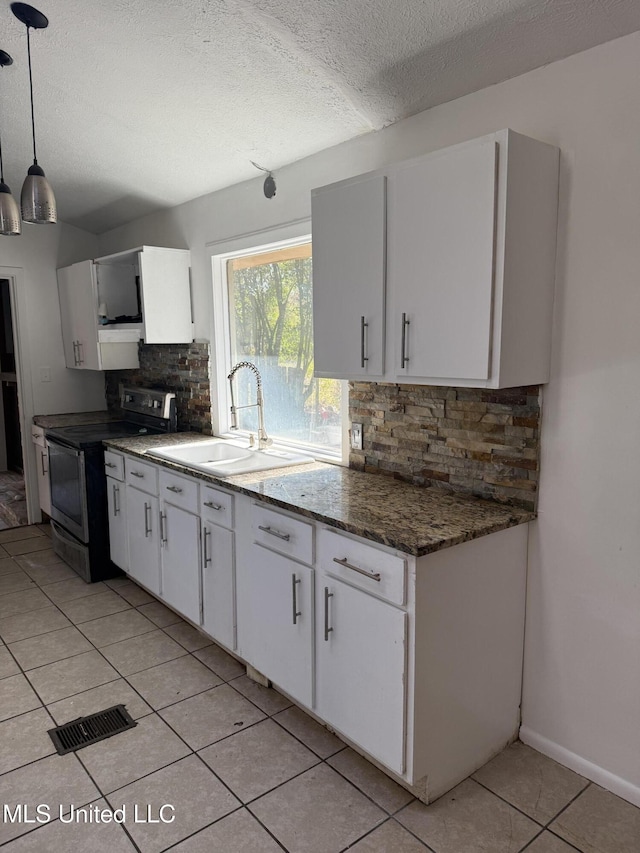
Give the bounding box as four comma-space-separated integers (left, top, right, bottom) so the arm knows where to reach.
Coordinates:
98, 32, 640, 803
1, 222, 107, 519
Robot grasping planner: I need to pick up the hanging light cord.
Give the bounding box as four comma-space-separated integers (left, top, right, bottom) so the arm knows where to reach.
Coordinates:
0, 121, 5, 181
26, 25, 38, 165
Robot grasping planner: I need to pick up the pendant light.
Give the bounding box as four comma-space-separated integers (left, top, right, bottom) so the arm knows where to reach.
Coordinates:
11, 3, 56, 224
0, 50, 21, 235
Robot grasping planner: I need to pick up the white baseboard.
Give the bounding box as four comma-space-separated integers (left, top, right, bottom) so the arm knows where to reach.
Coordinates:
520, 726, 640, 808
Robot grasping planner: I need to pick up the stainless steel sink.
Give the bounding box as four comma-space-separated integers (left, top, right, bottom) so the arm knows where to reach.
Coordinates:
146, 438, 314, 477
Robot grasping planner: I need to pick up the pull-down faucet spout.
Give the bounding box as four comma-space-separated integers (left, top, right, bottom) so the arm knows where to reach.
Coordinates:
227, 361, 272, 450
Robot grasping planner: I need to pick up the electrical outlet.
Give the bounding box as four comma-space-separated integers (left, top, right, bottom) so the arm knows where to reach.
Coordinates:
40, 367, 51, 382
351, 422, 363, 451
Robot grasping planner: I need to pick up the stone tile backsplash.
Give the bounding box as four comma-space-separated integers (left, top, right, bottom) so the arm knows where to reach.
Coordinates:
106, 342, 213, 433
349, 382, 541, 510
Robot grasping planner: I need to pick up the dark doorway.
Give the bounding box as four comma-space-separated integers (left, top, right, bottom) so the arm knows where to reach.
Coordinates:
0, 279, 27, 528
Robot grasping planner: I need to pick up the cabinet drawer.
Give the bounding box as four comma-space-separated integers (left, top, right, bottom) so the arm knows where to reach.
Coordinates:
318, 527, 406, 606
125, 457, 158, 494
32, 425, 45, 447
200, 484, 234, 528
104, 450, 124, 481
159, 469, 199, 513
251, 503, 313, 565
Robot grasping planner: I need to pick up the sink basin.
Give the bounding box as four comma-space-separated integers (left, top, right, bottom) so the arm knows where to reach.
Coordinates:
146, 438, 314, 477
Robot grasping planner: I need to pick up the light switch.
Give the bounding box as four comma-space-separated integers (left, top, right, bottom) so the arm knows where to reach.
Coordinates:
351, 422, 363, 451
40, 367, 51, 382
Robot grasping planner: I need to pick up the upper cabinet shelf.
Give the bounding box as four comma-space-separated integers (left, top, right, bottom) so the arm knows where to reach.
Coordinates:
312, 129, 560, 389
57, 246, 193, 371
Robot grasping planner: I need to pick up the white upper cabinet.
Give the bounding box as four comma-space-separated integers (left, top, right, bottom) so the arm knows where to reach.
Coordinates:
312, 130, 560, 388
57, 246, 192, 371
312, 173, 386, 379
389, 140, 497, 382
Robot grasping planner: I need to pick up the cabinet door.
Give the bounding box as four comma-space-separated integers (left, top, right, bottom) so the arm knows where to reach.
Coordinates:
202, 522, 235, 649
237, 544, 313, 707
56, 261, 101, 370
161, 502, 201, 624
389, 140, 497, 382
312, 174, 386, 379
35, 445, 51, 516
317, 576, 407, 774
127, 486, 160, 594
139, 247, 192, 344
106, 477, 128, 571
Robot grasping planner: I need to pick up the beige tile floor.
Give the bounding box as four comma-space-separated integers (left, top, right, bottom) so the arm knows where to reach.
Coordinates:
1, 525, 639, 852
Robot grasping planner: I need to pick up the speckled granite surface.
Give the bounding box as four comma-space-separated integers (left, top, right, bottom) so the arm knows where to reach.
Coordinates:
104, 433, 534, 557
34, 411, 118, 428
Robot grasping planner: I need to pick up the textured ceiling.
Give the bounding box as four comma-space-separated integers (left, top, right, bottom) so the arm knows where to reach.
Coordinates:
0, 0, 638, 233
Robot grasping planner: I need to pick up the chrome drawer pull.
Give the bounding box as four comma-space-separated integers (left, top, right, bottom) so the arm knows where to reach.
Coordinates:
324, 586, 334, 641
292, 574, 301, 625
204, 500, 223, 511
105, 461, 117, 469
360, 316, 369, 369
166, 485, 183, 493
203, 527, 212, 566
130, 470, 144, 478
258, 524, 290, 542
333, 556, 381, 582
400, 312, 410, 368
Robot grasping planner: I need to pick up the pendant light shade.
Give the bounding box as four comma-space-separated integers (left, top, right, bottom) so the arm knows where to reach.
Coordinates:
0, 50, 21, 236
11, 3, 56, 224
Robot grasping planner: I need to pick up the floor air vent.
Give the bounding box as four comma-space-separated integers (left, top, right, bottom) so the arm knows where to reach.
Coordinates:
48, 705, 137, 755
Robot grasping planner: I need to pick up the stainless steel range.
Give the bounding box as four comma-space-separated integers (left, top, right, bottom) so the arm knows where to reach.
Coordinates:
46, 386, 177, 582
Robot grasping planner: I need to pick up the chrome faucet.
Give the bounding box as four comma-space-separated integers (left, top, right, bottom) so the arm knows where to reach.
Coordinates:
227, 361, 272, 450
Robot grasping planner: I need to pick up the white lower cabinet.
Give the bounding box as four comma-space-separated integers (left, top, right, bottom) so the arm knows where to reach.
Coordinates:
316, 576, 407, 774
111, 452, 529, 802
237, 542, 314, 708
202, 521, 235, 649
160, 502, 201, 625
126, 486, 160, 595
106, 476, 128, 570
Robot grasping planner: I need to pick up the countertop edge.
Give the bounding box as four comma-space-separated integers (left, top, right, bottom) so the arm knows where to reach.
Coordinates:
104, 437, 535, 557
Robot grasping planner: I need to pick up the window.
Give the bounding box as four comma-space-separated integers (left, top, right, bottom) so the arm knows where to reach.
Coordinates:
213, 236, 345, 460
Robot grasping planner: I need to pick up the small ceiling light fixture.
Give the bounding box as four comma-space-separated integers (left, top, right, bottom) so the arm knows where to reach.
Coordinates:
11, 2, 56, 224
0, 50, 21, 236
250, 160, 276, 199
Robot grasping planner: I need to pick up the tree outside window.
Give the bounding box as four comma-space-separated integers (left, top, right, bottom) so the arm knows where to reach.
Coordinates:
227, 241, 342, 454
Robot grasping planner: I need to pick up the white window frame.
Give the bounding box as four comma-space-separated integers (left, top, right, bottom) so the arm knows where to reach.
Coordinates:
209, 220, 348, 465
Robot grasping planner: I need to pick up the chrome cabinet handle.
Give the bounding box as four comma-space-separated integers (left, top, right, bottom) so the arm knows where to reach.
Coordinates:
144, 502, 151, 537
76, 341, 84, 365
258, 524, 290, 542
324, 586, 334, 641
203, 526, 212, 566
113, 484, 120, 516
160, 512, 167, 545
40, 450, 48, 476
203, 500, 223, 511
166, 485, 183, 493
72, 341, 79, 366
400, 312, 410, 369
130, 470, 144, 478
105, 461, 117, 469
292, 574, 301, 625
360, 316, 369, 369
333, 556, 381, 582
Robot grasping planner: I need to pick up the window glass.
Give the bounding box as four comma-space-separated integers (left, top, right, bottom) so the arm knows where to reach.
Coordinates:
226, 241, 342, 455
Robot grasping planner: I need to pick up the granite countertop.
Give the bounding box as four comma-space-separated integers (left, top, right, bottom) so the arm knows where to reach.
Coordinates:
104, 433, 534, 557
34, 411, 120, 429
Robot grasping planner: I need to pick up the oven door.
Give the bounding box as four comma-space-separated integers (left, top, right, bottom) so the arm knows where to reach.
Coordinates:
47, 439, 89, 543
